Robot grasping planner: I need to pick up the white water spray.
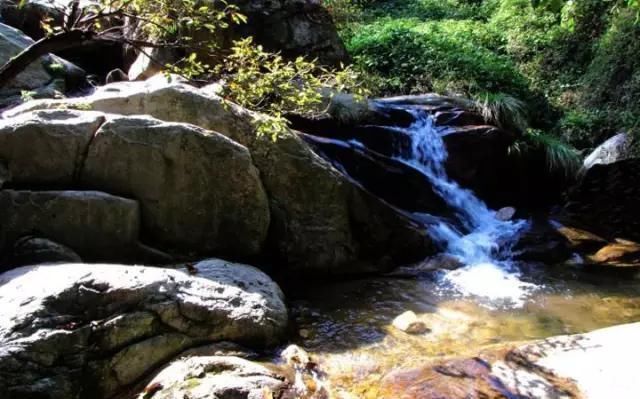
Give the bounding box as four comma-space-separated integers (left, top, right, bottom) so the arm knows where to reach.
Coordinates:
397, 112, 536, 307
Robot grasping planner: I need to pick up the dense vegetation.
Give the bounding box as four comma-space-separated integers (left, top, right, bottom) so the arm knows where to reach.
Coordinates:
325, 0, 640, 154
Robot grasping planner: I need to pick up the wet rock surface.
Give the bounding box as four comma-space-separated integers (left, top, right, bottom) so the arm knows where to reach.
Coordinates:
381, 323, 640, 398
0, 260, 287, 399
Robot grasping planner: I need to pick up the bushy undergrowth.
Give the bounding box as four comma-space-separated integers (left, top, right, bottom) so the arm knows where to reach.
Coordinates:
329, 0, 640, 159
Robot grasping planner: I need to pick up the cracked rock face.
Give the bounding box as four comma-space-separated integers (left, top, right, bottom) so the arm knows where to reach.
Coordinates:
0, 110, 105, 187
0, 106, 270, 260
82, 115, 270, 255
0, 260, 288, 399
138, 355, 290, 399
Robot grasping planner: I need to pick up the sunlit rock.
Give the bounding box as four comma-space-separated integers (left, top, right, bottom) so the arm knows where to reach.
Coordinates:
0, 260, 287, 398
136, 355, 290, 399
392, 311, 429, 335
582, 132, 632, 171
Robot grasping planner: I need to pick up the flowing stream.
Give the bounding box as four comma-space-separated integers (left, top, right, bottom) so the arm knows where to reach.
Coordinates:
397, 111, 534, 307
276, 108, 640, 398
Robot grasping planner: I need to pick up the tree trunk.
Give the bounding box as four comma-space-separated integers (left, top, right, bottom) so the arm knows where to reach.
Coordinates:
0, 29, 95, 88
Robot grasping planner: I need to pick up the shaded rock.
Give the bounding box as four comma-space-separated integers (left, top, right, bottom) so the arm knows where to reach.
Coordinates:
392, 311, 428, 335
5, 79, 433, 274
0, 190, 140, 263
514, 220, 572, 264
582, 132, 632, 171
0, 22, 85, 106
137, 355, 290, 399
0, 0, 66, 40
81, 114, 270, 256
0, 109, 106, 187
128, 0, 348, 77
0, 161, 9, 188
9, 236, 82, 266
565, 158, 640, 242
0, 260, 287, 399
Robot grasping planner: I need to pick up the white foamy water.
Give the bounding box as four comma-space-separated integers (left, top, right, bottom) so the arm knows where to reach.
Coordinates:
396, 112, 536, 307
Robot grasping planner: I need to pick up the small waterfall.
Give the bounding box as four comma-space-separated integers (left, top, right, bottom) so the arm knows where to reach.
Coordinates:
396, 111, 536, 307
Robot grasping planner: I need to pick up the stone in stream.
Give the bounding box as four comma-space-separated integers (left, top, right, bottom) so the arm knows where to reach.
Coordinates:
495, 206, 516, 221
392, 311, 429, 335
0, 260, 288, 399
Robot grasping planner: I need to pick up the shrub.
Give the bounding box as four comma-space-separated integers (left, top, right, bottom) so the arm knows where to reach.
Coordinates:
347, 18, 528, 97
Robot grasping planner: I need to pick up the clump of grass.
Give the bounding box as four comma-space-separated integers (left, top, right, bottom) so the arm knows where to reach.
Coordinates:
472, 91, 529, 133
510, 129, 582, 177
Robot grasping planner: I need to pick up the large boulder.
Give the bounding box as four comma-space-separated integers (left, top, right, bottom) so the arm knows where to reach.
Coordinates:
0, 22, 85, 106
0, 105, 270, 259
4, 78, 433, 274
0, 190, 141, 263
0, 260, 288, 399
0, 109, 106, 187
582, 132, 633, 172
230, 0, 348, 66
128, 0, 348, 80
81, 115, 270, 256
565, 158, 640, 242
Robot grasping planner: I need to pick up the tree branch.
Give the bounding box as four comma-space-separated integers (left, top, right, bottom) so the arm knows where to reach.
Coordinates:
0, 29, 95, 88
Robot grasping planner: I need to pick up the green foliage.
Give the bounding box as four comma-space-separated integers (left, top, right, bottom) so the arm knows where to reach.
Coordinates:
338, 0, 639, 153
216, 38, 368, 140
472, 92, 529, 133
510, 129, 581, 176
347, 18, 527, 97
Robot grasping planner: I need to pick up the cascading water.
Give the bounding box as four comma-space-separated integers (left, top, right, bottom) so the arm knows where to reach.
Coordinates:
396, 110, 536, 307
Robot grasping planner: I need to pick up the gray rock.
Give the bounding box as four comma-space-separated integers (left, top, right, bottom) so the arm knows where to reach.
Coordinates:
0, 260, 288, 398
495, 207, 516, 221
0, 109, 106, 186
3, 79, 433, 274
127, 0, 348, 78
0, 22, 52, 94
582, 132, 632, 171
9, 236, 82, 266
137, 355, 290, 399
81, 114, 270, 255
0, 22, 85, 106
0, 190, 140, 261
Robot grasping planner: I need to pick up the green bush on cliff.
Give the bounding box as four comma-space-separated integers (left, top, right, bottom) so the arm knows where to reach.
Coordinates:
347, 18, 527, 97
328, 0, 640, 153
